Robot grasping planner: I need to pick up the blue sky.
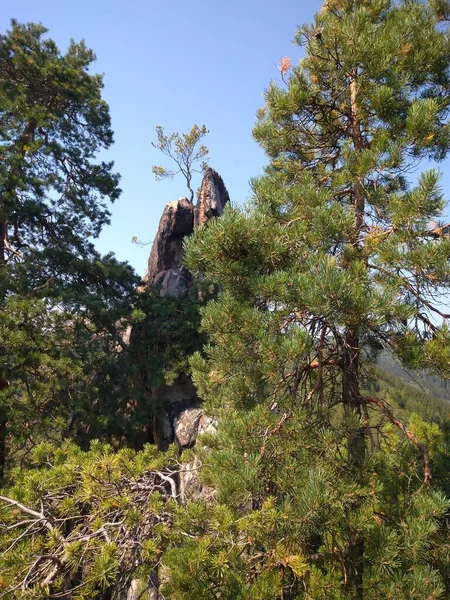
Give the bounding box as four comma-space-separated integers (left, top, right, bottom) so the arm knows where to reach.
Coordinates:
0, 0, 323, 274
1, 1, 449, 276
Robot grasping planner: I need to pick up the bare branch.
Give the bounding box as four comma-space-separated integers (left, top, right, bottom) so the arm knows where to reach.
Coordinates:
0, 495, 54, 530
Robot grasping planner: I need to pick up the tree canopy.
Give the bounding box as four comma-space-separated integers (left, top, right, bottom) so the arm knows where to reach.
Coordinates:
1, 4, 450, 599
180, 0, 450, 597
0, 21, 139, 478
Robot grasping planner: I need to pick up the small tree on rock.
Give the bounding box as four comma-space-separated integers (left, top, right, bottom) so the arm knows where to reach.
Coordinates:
152, 124, 209, 202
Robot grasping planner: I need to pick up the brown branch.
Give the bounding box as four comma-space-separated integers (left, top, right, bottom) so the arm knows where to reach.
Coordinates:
429, 223, 450, 238
306, 358, 340, 371
4, 240, 23, 260
364, 225, 395, 242
30, 277, 55, 294
305, 325, 328, 405
403, 279, 450, 321
348, 74, 366, 237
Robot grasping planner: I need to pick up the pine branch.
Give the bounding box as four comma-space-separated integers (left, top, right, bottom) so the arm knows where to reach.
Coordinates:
362, 396, 432, 484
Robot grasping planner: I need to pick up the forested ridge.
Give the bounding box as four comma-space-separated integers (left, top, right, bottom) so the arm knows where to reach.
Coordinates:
1, 2, 450, 598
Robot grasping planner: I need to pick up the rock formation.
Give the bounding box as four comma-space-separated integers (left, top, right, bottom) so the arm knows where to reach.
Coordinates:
139, 167, 229, 452
125, 168, 228, 600
194, 167, 230, 228
147, 198, 194, 284
146, 168, 229, 298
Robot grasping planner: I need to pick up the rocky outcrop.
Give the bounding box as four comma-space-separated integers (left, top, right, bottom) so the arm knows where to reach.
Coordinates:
146, 168, 229, 298
149, 375, 199, 452
147, 198, 194, 284
178, 414, 217, 504
174, 406, 202, 448
194, 167, 230, 228
153, 266, 192, 298
137, 167, 229, 454
126, 171, 228, 599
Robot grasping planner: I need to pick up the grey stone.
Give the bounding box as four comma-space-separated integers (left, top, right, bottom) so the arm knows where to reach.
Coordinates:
179, 456, 203, 503
174, 407, 202, 448
194, 167, 230, 228
153, 266, 192, 298
147, 198, 194, 283
198, 414, 217, 436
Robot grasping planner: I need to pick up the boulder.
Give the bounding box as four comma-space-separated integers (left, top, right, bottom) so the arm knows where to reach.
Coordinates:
178, 414, 218, 504
174, 407, 202, 448
153, 266, 192, 298
198, 414, 217, 436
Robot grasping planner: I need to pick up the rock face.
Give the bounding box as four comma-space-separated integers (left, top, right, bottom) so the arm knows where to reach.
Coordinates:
147, 198, 194, 284
146, 168, 230, 297
149, 375, 198, 452
153, 266, 192, 298
194, 167, 230, 228
174, 406, 205, 448
140, 167, 229, 453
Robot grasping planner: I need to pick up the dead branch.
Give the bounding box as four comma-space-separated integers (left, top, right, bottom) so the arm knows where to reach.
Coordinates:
0, 495, 54, 530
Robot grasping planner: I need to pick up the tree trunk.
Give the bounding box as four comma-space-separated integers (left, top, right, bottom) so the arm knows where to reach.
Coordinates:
342, 328, 365, 465
338, 73, 366, 598
341, 328, 364, 599
0, 220, 7, 480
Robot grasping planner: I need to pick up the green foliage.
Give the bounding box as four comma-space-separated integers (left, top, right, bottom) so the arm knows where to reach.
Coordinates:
180, 1, 450, 597
0, 24, 218, 597
130, 282, 208, 388
111, 282, 212, 443
365, 363, 450, 428
0, 441, 177, 598
0, 21, 139, 475
152, 124, 209, 202
2, 5, 450, 599
0, 19, 123, 279
162, 402, 450, 599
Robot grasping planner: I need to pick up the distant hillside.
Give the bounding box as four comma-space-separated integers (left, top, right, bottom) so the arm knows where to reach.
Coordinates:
377, 349, 450, 403
364, 350, 450, 425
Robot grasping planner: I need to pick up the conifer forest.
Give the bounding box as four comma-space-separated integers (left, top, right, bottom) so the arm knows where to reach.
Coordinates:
1, 2, 450, 598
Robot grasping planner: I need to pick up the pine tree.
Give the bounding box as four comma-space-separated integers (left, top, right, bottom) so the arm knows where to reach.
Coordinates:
175, 1, 450, 597
0, 440, 179, 599
0, 21, 138, 476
